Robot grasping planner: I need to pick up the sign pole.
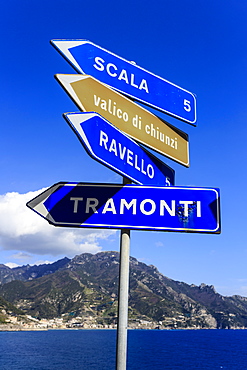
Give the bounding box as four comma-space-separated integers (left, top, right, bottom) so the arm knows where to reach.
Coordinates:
116, 178, 131, 370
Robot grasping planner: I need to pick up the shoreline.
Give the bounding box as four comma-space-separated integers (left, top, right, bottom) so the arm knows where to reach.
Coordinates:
1, 325, 246, 332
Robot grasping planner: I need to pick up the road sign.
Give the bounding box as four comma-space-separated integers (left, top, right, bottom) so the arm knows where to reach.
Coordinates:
55, 74, 190, 167
63, 112, 175, 186
51, 39, 197, 125
27, 182, 221, 234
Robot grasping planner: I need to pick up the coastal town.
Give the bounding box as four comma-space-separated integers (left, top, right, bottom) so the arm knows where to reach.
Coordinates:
1, 309, 246, 331
0, 309, 171, 331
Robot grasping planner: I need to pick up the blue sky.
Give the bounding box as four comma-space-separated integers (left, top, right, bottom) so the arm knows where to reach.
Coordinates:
1, 1, 247, 296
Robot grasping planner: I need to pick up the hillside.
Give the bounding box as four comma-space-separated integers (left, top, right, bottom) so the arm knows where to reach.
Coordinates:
0, 252, 247, 329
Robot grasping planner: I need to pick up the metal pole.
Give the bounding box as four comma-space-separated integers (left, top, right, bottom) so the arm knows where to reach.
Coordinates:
116, 178, 131, 370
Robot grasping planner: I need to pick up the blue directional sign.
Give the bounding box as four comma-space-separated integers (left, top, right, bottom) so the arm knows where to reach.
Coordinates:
63, 112, 175, 186
51, 40, 197, 125
27, 183, 221, 234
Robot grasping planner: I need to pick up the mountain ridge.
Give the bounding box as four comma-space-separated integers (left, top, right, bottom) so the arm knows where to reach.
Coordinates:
0, 251, 246, 329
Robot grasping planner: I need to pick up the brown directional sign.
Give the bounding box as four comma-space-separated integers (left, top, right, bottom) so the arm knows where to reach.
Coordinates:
55, 74, 189, 167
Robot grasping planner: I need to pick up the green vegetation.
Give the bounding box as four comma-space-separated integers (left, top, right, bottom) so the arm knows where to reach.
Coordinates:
0, 252, 247, 329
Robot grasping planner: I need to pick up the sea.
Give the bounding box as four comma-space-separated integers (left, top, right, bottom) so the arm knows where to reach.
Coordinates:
0, 329, 246, 369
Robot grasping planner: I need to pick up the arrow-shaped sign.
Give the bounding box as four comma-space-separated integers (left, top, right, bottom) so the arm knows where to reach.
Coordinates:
27, 182, 221, 234
51, 39, 197, 125
64, 112, 175, 186
55, 74, 190, 167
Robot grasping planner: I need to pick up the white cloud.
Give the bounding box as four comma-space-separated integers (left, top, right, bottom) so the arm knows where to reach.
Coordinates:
155, 241, 164, 247
5, 262, 19, 268
0, 189, 116, 258
11, 252, 33, 263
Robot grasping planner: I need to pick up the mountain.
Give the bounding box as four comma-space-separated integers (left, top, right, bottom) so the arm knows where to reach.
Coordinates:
0, 252, 247, 329
0, 295, 24, 323
0, 257, 70, 285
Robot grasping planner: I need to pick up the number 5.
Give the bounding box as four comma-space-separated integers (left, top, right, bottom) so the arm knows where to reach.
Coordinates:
184, 99, 191, 112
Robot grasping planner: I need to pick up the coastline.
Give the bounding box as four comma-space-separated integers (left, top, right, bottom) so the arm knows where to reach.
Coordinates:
1, 324, 246, 332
